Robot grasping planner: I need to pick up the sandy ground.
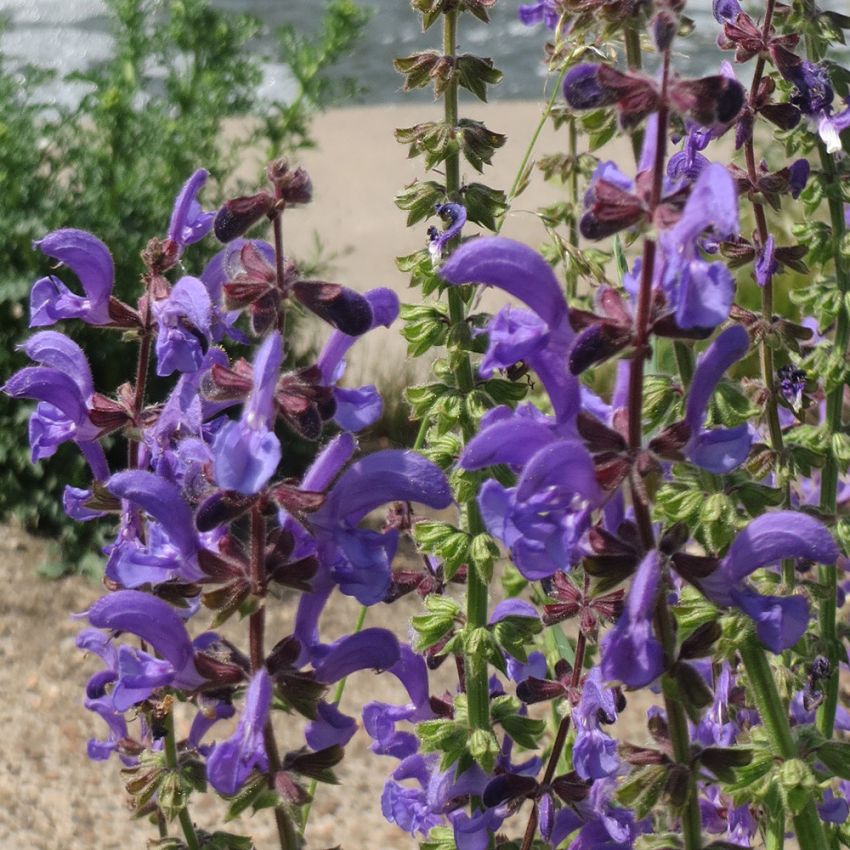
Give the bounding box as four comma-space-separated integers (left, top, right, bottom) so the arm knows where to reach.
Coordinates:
0, 102, 654, 849
0, 519, 446, 850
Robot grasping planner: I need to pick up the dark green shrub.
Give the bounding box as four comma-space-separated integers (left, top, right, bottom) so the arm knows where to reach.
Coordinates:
0, 0, 369, 572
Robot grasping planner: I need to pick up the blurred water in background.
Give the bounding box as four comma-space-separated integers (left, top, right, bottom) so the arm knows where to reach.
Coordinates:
0, 0, 845, 108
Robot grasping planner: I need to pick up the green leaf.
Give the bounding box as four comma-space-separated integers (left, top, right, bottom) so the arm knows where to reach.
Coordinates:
500, 712, 545, 750
817, 741, 850, 780
417, 719, 469, 769
617, 764, 668, 819
470, 533, 499, 583
395, 179, 446, 226
468, 728, 500, 773
455, 54, 502, 102
463, 181, 507, 231
224, 773, 269, 821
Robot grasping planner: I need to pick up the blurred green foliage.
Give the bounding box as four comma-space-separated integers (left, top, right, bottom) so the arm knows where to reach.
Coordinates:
0, 0, 369, 573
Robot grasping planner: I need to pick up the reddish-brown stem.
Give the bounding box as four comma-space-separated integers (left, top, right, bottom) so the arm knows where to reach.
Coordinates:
518, 630, 587, 850
249, 505, 266, 671
249, 504, 299, 849
273, 188, 287, 336
742, 0, 789, 580
128, 287, 154, 471
624, 49, 703, 850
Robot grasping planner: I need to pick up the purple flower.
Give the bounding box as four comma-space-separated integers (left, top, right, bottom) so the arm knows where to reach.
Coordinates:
428, 203, 467, 261
316, 287, 400, 431
697, 512, 839, 651
213, 331, 283, 494
30, 229, 114, 327
363, 645, 433, 759
167, 168, 214, 254
601, 552, 664, 688
817, 106, 850, 154
153, 276, 213, 376
207, 669, 272, 795
782, 56, 834, 117
684, 325, 752, 473
471, 439, 601, 579
562, 64, 620, 111
754, 235, 778, 288
305, 701, 358, 750
308, 450, 453, 604
105, 470, 204, 586
778, 365, 807, 411
3, 331, 108, 479
667, 126, 712, 184
572, 668, 620, 780
312, 628, 401, 683
518, 0, 560, 28
440, 237, 579, 426
661, 164, 738, 332
789, 159, 811, 198
819, 790, 850, 825
712, 0, 742, 22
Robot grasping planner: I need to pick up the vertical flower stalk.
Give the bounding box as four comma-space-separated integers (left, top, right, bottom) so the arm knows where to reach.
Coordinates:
623, 47, 704, 850
740, 0, 792, 563
801, 1, 850, 739
442, 7, 490, 737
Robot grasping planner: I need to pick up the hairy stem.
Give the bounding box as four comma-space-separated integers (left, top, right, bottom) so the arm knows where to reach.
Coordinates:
519, 630, 588, 850
250, 506, 299, 850
128, 285, 154, 471
800, 0, 850, 740
443, 7, 490, 734
626, 51, 702, 850
742, 0, 790, 544
163, 709, 200, 850
739, 634, 827, 849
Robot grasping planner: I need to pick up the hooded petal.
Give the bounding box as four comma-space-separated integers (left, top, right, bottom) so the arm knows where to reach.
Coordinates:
33, 229, 113, 323
685, 324, 750, 432
87, 590, 194, 672
313, 628, 401, 683
3, 366, 87, 424
600, 552, 664, 687
460, 415, 557, 470
154, 276, 213, 377
317, 288, 400, 384
722, 511, 838, 585
318, 450, 452, 526
108, 470, 197, 556
440, 237, 568, 329
168, 168, 214, 248
20, 331, 94, 398
247, 331, 283, 426
515, 439, 601, 505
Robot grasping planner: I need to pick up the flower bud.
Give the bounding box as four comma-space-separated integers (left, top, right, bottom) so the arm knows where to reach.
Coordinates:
267, 159, 313, 205
214, 192, 275, 242
292, 281, 373, 336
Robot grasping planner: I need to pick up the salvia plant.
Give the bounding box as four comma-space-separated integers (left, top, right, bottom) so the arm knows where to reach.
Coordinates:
7, 0, 850, 849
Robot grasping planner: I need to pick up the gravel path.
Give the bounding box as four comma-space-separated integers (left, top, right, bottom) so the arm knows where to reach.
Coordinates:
0, 522, 425, 850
